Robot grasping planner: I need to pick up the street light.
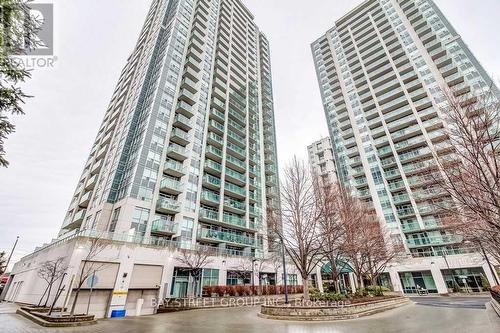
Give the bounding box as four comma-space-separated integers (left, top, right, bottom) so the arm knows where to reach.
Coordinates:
4, 236, 19, 273
252, 258, 257, 294
280, 237, 288, 304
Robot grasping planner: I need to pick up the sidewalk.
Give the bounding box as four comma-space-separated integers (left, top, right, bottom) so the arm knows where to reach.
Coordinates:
0, 302, 19, 314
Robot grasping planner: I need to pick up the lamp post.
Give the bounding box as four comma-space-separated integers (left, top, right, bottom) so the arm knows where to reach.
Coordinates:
252, 259, 257, 294
4, 236, 19, 273
281, 237, 288, 304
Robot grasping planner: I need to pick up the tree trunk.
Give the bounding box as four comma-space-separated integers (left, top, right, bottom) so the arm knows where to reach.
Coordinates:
70, 262, 87, 315
70, 286, 81, 315
43, 278, 54, 307
302, 276, 310, 300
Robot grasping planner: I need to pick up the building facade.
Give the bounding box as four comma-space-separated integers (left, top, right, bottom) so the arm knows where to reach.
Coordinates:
4, 0, 287, 317
61, 0, 280, 257
307, 137, 338, 185
311, 0, 499, 293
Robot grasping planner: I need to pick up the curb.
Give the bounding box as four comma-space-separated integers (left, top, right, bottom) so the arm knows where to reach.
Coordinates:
16, 309, 97, 327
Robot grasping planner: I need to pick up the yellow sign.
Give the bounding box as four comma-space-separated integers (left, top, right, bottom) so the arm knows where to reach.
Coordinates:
112, 290, 128, 295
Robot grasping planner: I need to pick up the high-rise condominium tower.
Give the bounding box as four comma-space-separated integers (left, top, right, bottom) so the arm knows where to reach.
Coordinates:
61, 0, 280, 258
307, 137, 338, 185
312, 0, 498, 261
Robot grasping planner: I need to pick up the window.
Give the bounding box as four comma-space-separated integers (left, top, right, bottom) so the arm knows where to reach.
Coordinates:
130, 207, 149, 236
108, 207, 120, 232
284, 274, 298, 286
202, 268, 219, 287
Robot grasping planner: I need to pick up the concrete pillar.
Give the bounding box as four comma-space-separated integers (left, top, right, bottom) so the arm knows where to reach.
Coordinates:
481, 262, 499, 288
348, 273, 357, 293
430, 263, 448, 294
315, 265, 324, 292
388, 269, 403, 293
107, 249, 135, 317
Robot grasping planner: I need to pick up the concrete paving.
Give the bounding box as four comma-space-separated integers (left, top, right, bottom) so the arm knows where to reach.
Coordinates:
2, 296, 500, 333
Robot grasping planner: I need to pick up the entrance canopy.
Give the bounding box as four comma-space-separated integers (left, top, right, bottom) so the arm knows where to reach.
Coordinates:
322, 261, 353, 274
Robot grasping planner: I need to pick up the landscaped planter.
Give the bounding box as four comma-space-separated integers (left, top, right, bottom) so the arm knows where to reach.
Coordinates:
17, 307, 96, 327
259, 296, 410, 321
491, 286, 500, 317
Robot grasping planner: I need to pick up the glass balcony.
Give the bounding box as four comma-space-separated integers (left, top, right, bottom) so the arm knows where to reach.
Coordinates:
227, 130, 245, 145
78, 191, 92, 208
206, 145, 223, 162
210, 108, 225, 123
96, 145, 108, 160
160, 177, 183, 195
228, 118, 245, 134
224, 182, 246, 198
151, 218, 177, 235
173, 113, 193, 131
397, 208, 415, 218
209, 119, 224, 134
388, 180, 405, 191
212, 96, 226, 111
203, 174, 221, 189
407, 234, 462, 248
226, 154, 246, 172
156, 197, 181, 214
199, 207, 219, 222
227, 141, 246, 158
401, 220, 421, 232
164, 159, 185, 177
85, 174, 98, 191
224, 197, 245, 212
204, 159, 222, 174
180, 77, 197, 94
384, 168, 400, 179
176, 101, 194, 118
228, 108, 246, 125
170, 128, 190, 146
222, 212, 246, 228
265, 165, 277, 175
225, 167, 245, 184
179, 88, 196, 105
167, 143, 188, 161
393, 193, 410, 204
197, 228, 255, 247
72, 209, 86, 224
207, 131, 224, 147
201, 190, 220, 204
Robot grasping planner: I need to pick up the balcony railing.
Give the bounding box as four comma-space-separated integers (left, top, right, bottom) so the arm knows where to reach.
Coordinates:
198, 228, 255, 246
151, 218, 177, 235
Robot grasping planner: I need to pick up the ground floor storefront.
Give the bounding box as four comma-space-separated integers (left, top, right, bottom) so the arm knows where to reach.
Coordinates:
2, 296, 500, 333
2, 235, 499, 319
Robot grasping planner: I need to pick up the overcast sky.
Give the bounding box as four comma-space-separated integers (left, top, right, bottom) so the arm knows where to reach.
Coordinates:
0, 0, 499, 268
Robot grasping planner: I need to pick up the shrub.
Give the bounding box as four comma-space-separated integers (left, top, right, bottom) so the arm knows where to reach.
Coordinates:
480, 276, 491, 291
214, 285, 226, 297
354, 288, 369, 297
235, 285, 247, 296
365, 285, 389, 296
226, 285, 237, 296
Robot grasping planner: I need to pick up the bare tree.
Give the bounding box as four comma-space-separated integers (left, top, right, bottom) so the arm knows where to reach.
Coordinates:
175, 248, 213, 297
431, 84, 500, 263
273, 157, 324, 300
362, 220, 402, 286
315, 180, 347, 293
340, 194, 373, 287
70, 236, 111, 315
36, 257, 68, 307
